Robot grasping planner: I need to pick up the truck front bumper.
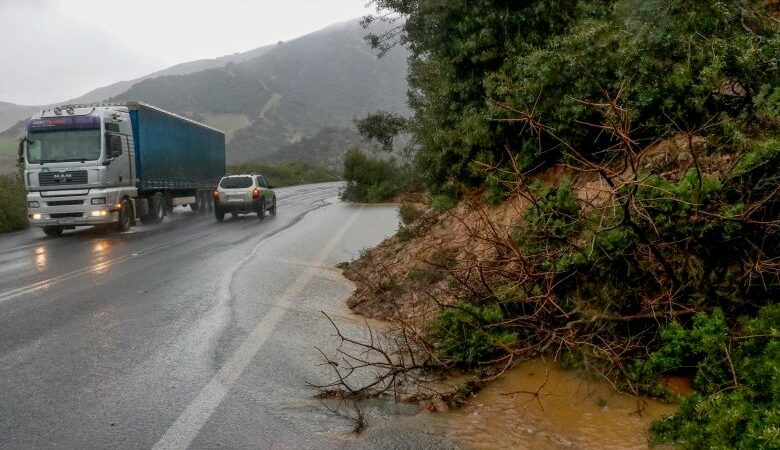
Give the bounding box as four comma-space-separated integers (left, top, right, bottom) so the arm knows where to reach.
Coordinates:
26, 191, 120, 228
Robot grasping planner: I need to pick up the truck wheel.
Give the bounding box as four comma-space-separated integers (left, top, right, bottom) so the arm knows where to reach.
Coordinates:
270, 197, 277, 216
215, 206, 225, 222
199, 192, 208, 214
43, 226, 64, 238
257, 199, 266, 221
148, 192, 165, 224
141, 193, 164, 224
116, 198, 133, 232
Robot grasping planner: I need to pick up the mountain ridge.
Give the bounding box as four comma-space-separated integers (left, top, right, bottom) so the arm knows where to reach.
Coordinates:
1, 18, 409, 171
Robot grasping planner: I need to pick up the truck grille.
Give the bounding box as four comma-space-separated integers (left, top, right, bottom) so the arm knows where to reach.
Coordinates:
39, 170, 88, 186
46, 200, 84, 206
50, 213, 84, 219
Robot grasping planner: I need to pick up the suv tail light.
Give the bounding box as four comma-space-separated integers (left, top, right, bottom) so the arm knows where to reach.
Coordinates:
212, 189, 220, 200
252, 188, 261, 200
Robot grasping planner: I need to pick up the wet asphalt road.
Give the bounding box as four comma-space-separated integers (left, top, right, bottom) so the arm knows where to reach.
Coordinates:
0, 183, 454, 450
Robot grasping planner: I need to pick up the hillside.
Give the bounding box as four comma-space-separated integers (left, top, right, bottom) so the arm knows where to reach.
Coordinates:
114, 20, 409, 163
0, 102, 40, 133
1, 19, 408, 171
67, 44, 274, 104
264, 127, 367, 172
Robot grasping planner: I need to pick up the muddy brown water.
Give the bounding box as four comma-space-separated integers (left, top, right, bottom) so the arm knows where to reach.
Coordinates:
385, 359, 678, 449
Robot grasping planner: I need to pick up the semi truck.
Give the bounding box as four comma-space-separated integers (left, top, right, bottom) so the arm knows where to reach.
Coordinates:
17, 102, 226, 237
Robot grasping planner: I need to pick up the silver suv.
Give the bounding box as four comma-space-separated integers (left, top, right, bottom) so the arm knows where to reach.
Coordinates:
212, 175, 277, 221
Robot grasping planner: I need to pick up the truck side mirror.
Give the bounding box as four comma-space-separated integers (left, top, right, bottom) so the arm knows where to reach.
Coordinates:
17, 139, 24, 164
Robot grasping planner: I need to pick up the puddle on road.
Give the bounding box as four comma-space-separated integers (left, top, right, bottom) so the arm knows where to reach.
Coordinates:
427, 360, 677, 449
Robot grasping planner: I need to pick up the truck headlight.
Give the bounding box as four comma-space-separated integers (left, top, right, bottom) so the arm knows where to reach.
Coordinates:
28, 201, 40, 208
91, 198, 107, 205
31, 213, 42, 220
91, 210, 108, 217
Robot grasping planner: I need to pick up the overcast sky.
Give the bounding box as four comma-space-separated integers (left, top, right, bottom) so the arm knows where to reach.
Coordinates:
0, 0, 373, 105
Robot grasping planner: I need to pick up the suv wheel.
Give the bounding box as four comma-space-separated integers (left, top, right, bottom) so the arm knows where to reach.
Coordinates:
257, 199, 266, 221
270, 197, 277, 216
215, 205, 225, 222
43, 226, 64, 238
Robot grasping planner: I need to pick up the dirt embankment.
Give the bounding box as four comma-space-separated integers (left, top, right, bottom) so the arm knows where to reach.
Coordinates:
342, 190, 532, 326
341, 133, 731, 327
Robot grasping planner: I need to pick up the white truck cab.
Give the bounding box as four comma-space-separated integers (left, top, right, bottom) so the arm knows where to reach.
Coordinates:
21, 105, 138, 236
18, 103, 226, 237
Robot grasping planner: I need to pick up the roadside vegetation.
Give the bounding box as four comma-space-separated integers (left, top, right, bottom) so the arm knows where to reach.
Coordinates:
0, 172, 27, 233
226, 161, 339, 187
329, 0, 779, 446
341, 148, 418, 203
0, 138, 17, 158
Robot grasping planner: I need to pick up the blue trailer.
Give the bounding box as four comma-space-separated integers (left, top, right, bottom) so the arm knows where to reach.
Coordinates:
19, 102, 226, 236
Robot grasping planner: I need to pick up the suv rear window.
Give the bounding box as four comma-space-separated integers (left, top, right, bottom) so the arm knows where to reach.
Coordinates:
220, 177, 253, 189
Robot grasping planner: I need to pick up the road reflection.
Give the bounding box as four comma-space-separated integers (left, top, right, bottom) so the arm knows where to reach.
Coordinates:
93, 241, 109, 253
91, 240, 111, 274
34, 246, 47, 271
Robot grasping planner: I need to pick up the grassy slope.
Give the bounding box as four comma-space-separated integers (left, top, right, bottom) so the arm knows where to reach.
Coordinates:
203, 114, 251, 143
0, 138, 17, 157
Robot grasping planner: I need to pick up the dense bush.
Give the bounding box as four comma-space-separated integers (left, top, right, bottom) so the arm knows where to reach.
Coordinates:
433, 302, 518, 367
226, 161, 339, 187
367, 0, 778, 186
0, 173, 27, 233
361, 1, 778, 445
647, 306, 780, 449
398, 202, 423, 225
341, 148, 411, 203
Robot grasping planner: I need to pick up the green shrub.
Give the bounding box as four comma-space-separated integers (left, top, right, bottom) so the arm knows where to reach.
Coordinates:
406, 267, 444, 283
0, 173, 27, 233
227, 161, 339, 187
396, 225, 416, 241
398, 202, 423, 225
406, 267, 427, 281
374, 276, 400, 294
430, 194, 456, 212
341, 149, 409, 203
432, 302, 518, 367
513, 180, 581, 256
731, 137, 780, 179
527, 180, 581, 236
483, 171, 512, 205
648, 306, 780, 449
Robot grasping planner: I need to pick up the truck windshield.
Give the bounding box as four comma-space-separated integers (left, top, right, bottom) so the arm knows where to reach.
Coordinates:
27, 130, 101, 164
220, 177, 253, 189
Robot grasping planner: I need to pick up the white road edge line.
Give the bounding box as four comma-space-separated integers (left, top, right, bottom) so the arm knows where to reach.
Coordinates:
152, 206, 364, 450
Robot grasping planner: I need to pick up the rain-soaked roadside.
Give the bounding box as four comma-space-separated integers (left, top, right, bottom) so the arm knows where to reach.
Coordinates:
441, 360, 675, 449
331, 358, 677, 449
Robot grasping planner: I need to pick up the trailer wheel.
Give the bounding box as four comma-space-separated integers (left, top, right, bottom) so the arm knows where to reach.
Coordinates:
43, 226, 64, 238
116, 198, 133, 232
